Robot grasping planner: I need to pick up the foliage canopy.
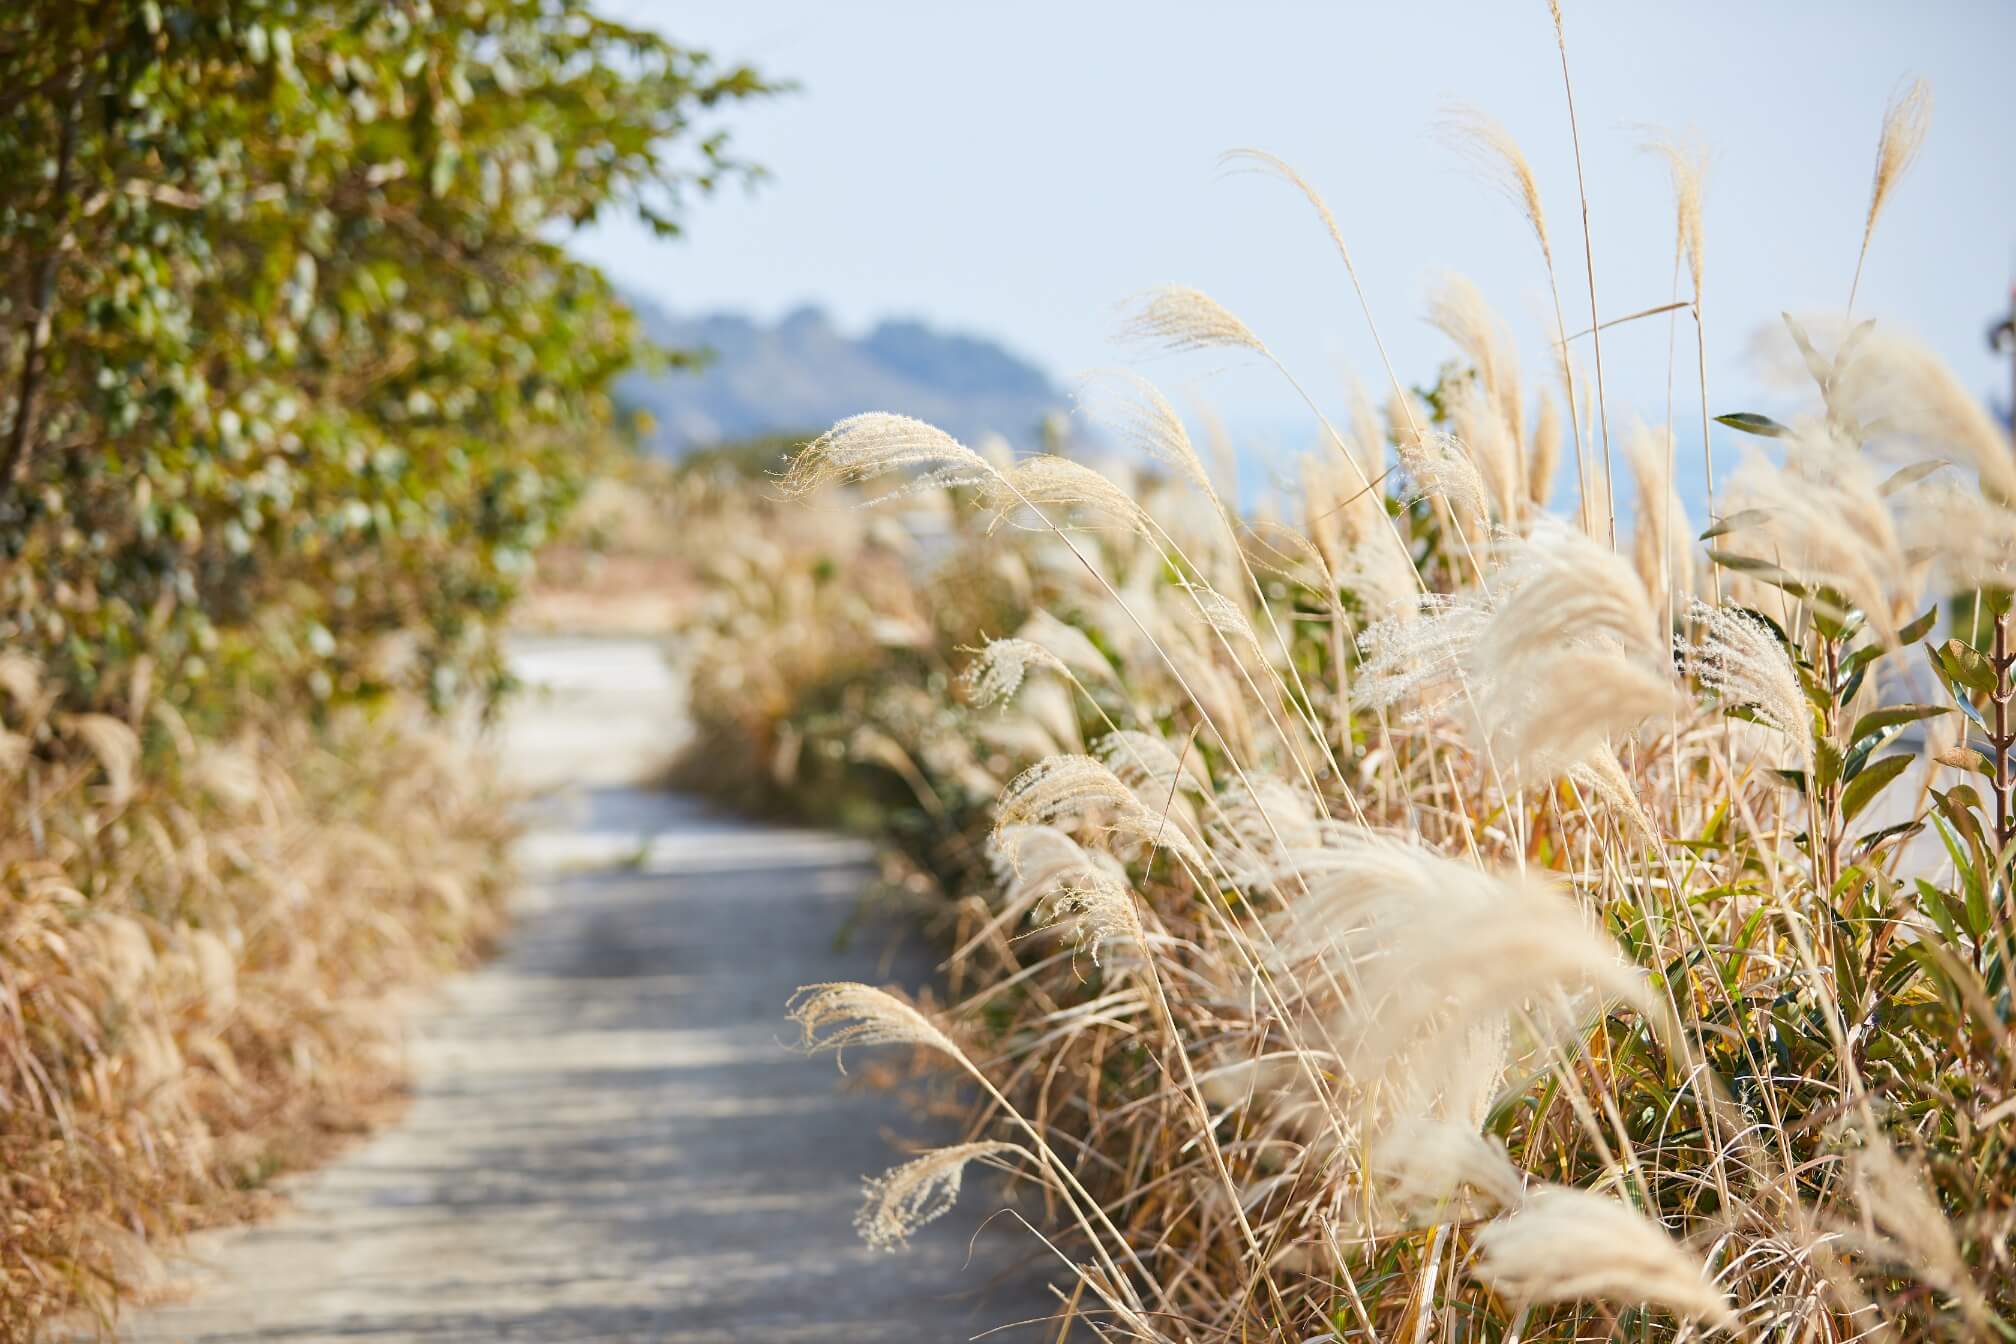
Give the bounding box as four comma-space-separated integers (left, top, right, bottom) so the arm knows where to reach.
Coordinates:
0, 0, 774, 716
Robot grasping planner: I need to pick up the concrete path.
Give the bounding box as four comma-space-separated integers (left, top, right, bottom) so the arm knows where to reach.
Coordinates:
120, 638, 1068, 1342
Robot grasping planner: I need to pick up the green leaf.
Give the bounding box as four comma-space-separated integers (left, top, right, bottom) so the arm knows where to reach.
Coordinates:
1712, 411, 1792, 438
1708, 551, 1807, 597
1848, 704, 1949, 745
1808, 590, 1862, 643
1813, 737, 1845, 795
1897, 604, 1940, 645
1855, 818, 1923, 853
1913, 877, 1964, 947
1933, 788, 1988, 860
1936, 743, 1995, 778
1939, 639, 1996, 695
1840, 753, 1913, 825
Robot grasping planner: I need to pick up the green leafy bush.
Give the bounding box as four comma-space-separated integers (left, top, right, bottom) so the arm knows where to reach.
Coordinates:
0, 0, 774, 717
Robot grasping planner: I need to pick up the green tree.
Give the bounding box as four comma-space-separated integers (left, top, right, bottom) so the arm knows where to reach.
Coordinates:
0, 1, 774, 715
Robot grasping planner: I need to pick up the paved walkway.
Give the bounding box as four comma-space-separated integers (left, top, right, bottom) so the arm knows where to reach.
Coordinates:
120, 639, 1066, 1342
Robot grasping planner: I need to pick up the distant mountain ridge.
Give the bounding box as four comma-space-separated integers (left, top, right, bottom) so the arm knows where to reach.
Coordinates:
616, 294, 1070, 454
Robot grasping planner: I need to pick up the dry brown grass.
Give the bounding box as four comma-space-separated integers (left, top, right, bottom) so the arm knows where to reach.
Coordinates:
0, 665, 512, 1341
664, 62, 2016, 1341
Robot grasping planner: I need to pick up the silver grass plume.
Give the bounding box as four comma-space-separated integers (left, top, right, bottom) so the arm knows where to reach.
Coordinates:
1076, 371, 1220, 505
1119, 286, 1265, 356
856, 1142, 1025, 1252
1353, 592, 1493, 718
1527, 390, 1562, 508
1721, 443, 1909, 638
63, 713, 142, 807
1368, 1118, 1524, 1218
1643, 133, 1707, 300
788, 982, 961, 1070
1446, 376, 1524, 528
1095, 730, 1197, 800
1337, 533, 1420, 624
961, 637, 1070, 710
1345, 381, 1386, 487
1469, 524, 1676, 778
1568, 744, 1658, 841
1832, 324, 2016, 504
996, 754, 1203, 870
1897, 475, 2016, 594
782, 413, 994, 497
1480, 525, 1665, 675
1180, 580, 1261, 653
1624, 420, 1697, 613
987, 824, 1131, 932
1396, 428, 1489, 532
1035, 867, 1144, 964
1341, 867, 1654, 1092
988, 455, 1154, 538
1357, 526, 1674, 779
1386, 386, 1427, 457
1851, 79, 1931, 312
1472, 1185, 1737, 1328
1682, 601, 1813, 775
1440, 105, 1553, 270
1427, 274, 1524, 479
1208, 774, 1325, 870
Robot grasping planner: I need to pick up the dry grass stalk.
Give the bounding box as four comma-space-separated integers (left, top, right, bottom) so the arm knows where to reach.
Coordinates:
1849, 78, 1931, 314
1, 696, 512, 1336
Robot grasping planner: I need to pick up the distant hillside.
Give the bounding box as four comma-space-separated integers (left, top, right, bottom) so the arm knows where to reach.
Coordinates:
616, 295, 1071, 454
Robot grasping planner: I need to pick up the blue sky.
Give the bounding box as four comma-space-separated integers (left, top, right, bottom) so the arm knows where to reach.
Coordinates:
579, 2, 2016, 508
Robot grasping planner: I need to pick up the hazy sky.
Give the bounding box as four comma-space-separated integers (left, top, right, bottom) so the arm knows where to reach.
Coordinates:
579, 2, 2016, 495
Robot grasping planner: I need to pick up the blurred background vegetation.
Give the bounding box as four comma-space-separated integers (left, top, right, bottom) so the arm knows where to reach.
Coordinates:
0, 4, 771, 1334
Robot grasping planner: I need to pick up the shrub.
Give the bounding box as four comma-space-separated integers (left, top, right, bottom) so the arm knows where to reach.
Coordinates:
0, 0, 773, 716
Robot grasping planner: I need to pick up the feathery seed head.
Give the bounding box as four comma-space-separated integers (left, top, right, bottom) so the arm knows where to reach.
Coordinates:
1077, 371, 1219, 505
1472, 1186, 1737, 1328
1643, 132, 1707, 297
1842, 1138, 1991, 1327
788, 982, 961, 1069
1180, 580, 1261, 651
1624, 421, 1697, 611
1370, 1119, 1525, 1217
1428, 274, 1524, 458
1683, 601, 1813, 774
1446, 377, 1524, 527
1095, 730, 1195, 799
961, 637, 1068, 709
783, 413, 995, 497
1864, 79, 1931, 249
1119, 286, 1265, 357
1036, 868, 1144, 963
988, 455, 1154, 538
1527, 390, 1562, 507
1396, 428, 1489, 530
997, 754, 1203, 869
855, 1142, 1024, 1252
1441, 105, 1553, 267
